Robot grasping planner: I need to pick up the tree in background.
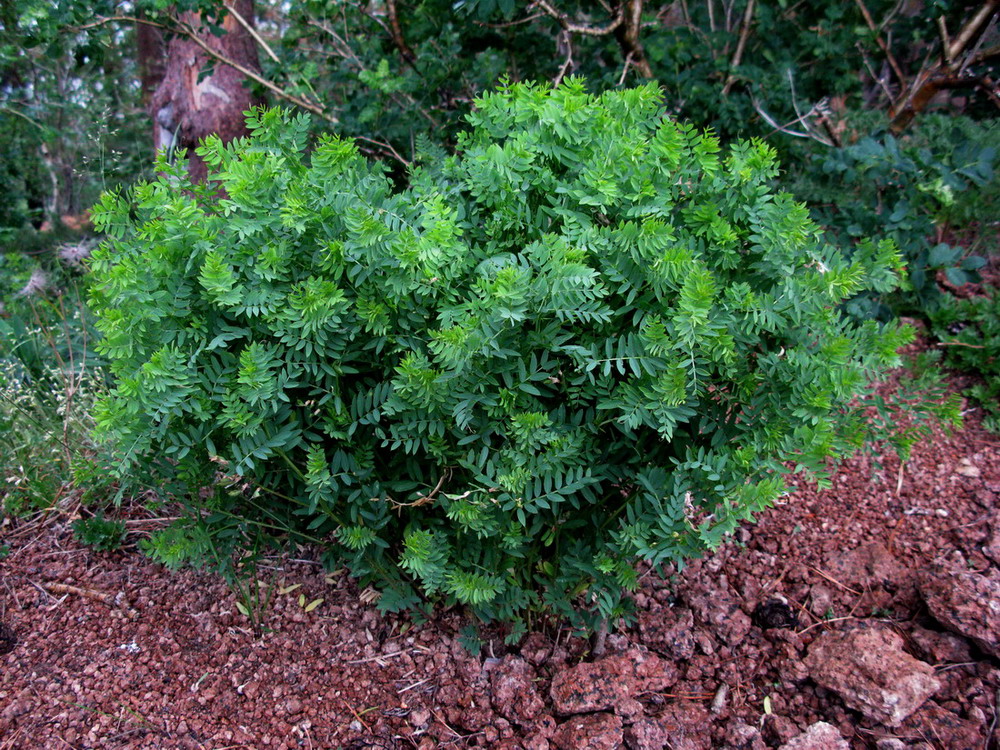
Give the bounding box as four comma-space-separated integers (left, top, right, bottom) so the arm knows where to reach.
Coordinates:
143, 1, 263, 183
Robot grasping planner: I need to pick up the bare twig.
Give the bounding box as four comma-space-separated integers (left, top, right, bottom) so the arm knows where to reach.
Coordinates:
935, 341, 987, 349
477, 11, 546, 28
385, 0, 417, 65
751, 94, 835, 146
390, 471, 449, 509
354, 135, 411, 169
721, 0, 756, 95
617, 51, 634, 85
938, 15, 954, 64
891, 0, 1000, 132
308, 19, 438, 129
535, 0, 625, 35
553, 30, 575, 86
347, 649, 415, 665
857, 42, 897, 104
76, 15, 338, 124
797, 615, 860, 635
224, 1, 279, 64
948, 0, 999, 63
854, 0, 908, 92
986, 688, 1000, 750
808, 565, 863, 596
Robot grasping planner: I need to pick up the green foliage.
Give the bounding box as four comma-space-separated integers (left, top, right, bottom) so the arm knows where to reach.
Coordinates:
930, 287, 1000, 432
787, 116, 994, 319
90, 83, 917, 631
72, 513, 126, 551
0, 279, 107, 516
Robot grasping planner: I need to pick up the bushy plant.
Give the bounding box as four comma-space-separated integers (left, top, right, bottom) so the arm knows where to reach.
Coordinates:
930, 287, 1000, 432
0, 286, 107, 516
72, 513, 126, 551
89, 81, 914, 633
788, 119, 994, 319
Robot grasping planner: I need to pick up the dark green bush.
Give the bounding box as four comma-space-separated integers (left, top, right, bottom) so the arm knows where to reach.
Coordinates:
72, 514, 126, 551
930, 287, 1000, 433
89, 81, 913, 632
788, 118, 995, 319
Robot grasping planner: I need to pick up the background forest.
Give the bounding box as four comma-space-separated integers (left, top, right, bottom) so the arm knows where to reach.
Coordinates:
0, 0, 998, 631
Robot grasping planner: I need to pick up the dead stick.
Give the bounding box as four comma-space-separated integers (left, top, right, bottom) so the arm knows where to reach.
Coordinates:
722, 0, 756, 95
807, 565, 863, 596
386, 0, 417, 65
44, 582, 113, 604
223, 2, 280, 64
948, 0, 999, 63
853, 0, 908, 93
76, 15, 337, 124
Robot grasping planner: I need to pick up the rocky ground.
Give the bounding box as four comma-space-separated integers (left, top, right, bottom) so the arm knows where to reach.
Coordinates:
1, 375, 998, 749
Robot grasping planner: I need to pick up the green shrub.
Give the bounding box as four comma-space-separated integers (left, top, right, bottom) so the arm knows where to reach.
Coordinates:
89, 81, 914, 632
72, 514, 126, 551
787, 118, 994, 319
0, 285, 107, 516
930, 287, 1000, 432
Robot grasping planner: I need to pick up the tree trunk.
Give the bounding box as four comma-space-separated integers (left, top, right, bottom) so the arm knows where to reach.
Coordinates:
136, 11, 166, 110
149, 1, 263, 183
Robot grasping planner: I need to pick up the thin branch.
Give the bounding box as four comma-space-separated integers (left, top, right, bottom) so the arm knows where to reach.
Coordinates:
355, 135, 411, 169
553, 30, 576, 86
477, 11, 546, 28
385, 0, 417, 65
74, 15, 338, 124
948, 0, 999, 63
857, 42, 897, 104
721, 0, 755, 95
0, 105, 45, 129
890, 0, 1000, 132
751, 94, 835, 146
173, 16, 337, 123
935, 341, 986, 349
958, 14, 998, 74
617, 51, 635, 85
224, 1, 279, 64
853, 0, 908, 93
938, 15, 954, 64
308, 19, 438, 128
535, 0, 625, 36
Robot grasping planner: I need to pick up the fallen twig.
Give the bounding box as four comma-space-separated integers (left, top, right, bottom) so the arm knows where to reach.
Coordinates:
348, 649, 414, 665
807, 565, 863, 596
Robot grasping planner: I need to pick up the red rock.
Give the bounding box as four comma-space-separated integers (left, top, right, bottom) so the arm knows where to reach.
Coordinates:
908, 625, 972, 664
898, 701, 986, 750
919, 553, 1000, 658
686, 587, 752, 647
490, 656, 545, 726
519, 633, 554, 666
623, 703, 711, 750
824, 543, 904, 588
723, 720, 765, 750
803, 625, 940, 727
639, 607, 696, 660
549, 648, 678, 716
763, 715, 800, 745
777, 721, 849, 750
984, 512, 1000, 565
551, 713, 623, 750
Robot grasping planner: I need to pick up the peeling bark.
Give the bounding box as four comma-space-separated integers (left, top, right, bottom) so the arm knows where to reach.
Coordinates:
150, 1, 263, 183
